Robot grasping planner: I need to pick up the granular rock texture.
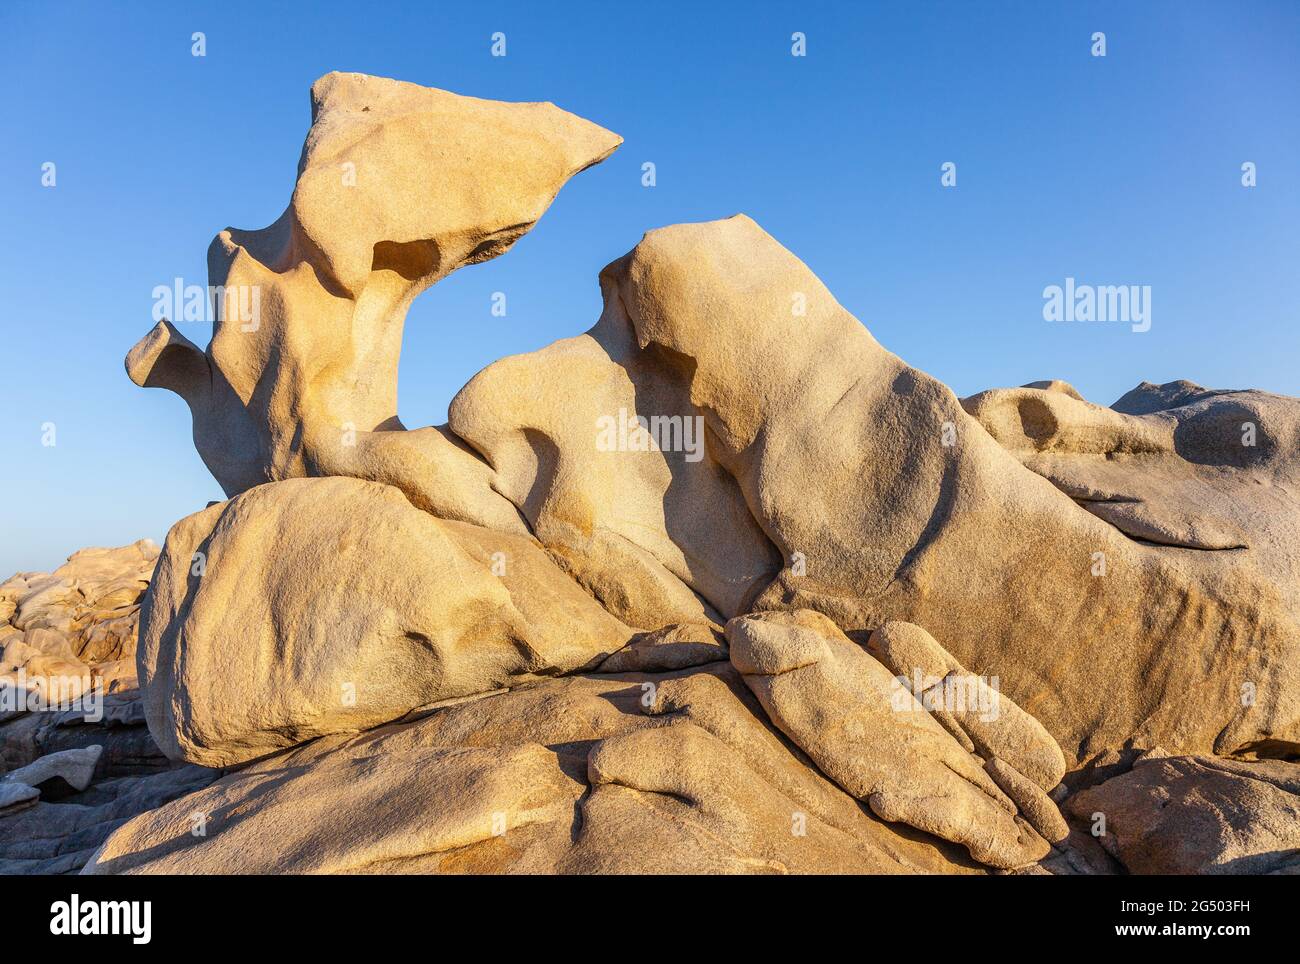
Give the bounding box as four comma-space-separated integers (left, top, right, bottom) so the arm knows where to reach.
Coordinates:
0, 540, 215, 873
5, 72, 1296, 876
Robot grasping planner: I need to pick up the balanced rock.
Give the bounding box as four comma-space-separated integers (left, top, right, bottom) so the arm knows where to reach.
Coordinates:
124, 73, 1300, 766
93, 71, 1300, 877
125, 72, 620, 531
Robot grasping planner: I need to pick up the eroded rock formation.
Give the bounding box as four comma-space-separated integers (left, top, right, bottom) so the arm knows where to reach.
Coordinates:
5, 71, 1296, 875
141, 476, 630, 766
0, 542, 220, 871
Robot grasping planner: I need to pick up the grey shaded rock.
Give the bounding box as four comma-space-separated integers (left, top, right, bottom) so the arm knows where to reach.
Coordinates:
4, 745, 103, 795
0, 692, 165, 782
1111, 379, 1223, 415
0, 764, 217, 874
1066, 755, 1300, 874
0, 782, 38, 817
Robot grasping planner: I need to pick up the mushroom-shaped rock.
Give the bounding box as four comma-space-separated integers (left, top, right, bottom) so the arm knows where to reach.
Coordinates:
126, 72, 620, 522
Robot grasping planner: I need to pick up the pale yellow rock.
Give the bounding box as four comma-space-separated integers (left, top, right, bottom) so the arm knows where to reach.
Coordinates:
10, 653, 91, 701
865, 621, 964, 681
125, 73, 620, 537
87, 665, 977, 875
726, 610, 1049, 869
595, 214, 1300, 763
867, 620, 1066, 790
77, 609, 139, 664
1, 541, 155, 685
24, 628, 75, 660
448, 296, 780, 627
581, 720, 923, 873
1021, 379, 1085, 400
50, 541, 157, 607
105, 71, 1300, 878
984, 757, 1070, 845
0, 638, 35, 673
12, 577, 79, 633
139, 476, 632, 767
93, 741, 582, 874
594, 623, 727, 673
91, 658, 138, 694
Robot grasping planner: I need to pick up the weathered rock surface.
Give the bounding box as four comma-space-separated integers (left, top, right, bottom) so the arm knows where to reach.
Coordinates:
0, 540, 155, 694
139, 476, 631, 767
85, 665, 977, 874
15, 70, 1284, 877
726, 610, 1050, 869
1, 541, 160, 771
1065, 754, 1300, 874
3, 745, 102, 796
984, 757, 1070, 845
125, 72, 620, 531
604, 215, 1300, 763
594, 623, 728, 673
866, 620, 1066, 790
448, 298, 782, 628
0, 783, 38, 817
0, 542, 213, 873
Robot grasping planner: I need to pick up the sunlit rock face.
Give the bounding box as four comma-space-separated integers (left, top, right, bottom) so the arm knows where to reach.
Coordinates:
126, 71, 621, 531
99, 71, 1300, 876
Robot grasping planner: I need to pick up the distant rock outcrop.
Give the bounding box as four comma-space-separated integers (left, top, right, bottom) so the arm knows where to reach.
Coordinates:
0, 540, 220, 872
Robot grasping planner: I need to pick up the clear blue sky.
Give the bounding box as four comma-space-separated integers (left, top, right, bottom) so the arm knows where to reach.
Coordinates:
2, 0, 1297, 575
